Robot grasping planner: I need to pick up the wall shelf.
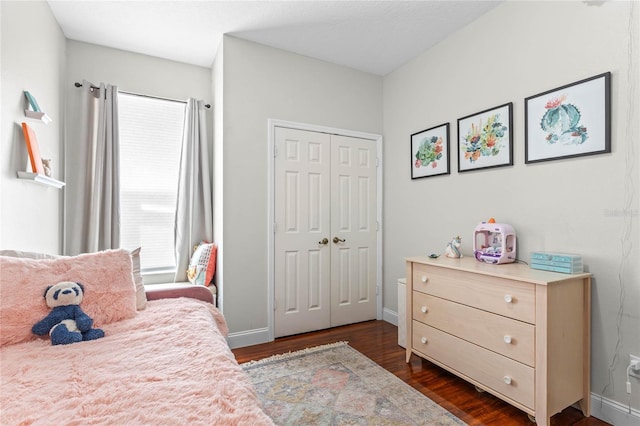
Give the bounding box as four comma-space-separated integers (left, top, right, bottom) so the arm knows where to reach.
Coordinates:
24, 110, 52, 124
17, 171, 65, 189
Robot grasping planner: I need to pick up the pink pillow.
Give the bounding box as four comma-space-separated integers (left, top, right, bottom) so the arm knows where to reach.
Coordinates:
0, 248, 147, 311
0, 249, 137, 347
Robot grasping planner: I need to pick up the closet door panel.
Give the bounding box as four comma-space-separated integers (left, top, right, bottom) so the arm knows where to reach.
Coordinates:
330, 135, 377, 327
274, 127, 331, 337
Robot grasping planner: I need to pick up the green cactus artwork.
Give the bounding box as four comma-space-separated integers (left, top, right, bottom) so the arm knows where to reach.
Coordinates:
540, 94, 588, 145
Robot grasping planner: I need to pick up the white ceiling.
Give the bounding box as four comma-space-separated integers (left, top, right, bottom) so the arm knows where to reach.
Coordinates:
47, 0, 501, 76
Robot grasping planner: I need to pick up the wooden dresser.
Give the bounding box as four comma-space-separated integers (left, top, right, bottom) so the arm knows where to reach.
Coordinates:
405, 256, 591, 425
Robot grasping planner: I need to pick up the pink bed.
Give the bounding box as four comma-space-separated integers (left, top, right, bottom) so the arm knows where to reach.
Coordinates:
0, 250, 273, 425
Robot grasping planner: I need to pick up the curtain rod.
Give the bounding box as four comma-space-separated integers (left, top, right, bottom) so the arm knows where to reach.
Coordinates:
74, 82, 211, 108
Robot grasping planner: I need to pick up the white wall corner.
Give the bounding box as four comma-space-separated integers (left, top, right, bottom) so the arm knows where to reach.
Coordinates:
383, 308, 399, 327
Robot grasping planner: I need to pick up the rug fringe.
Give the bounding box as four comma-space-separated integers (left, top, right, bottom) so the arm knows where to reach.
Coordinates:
240, 341, 348, 367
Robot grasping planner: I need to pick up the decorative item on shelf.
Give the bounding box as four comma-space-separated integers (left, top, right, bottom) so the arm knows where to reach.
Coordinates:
21, 123, 45, 175
23, 90, 52, 124
473, 218, 516, 264
18, 123, 65, 188
444, 236, 463, 258
41, 159, 52, 177
24, 90, 41, 112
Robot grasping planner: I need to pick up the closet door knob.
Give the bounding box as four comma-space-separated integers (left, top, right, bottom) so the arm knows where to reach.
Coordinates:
318, 238, 329, 245
333, 237, 346, 244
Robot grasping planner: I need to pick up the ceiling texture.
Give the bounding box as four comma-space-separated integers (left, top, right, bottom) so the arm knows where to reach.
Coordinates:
47, 0, 501, 76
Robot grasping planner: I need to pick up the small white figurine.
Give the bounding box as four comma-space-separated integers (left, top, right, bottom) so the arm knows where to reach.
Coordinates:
41, 159, 52, 177
445, 236, 463, 258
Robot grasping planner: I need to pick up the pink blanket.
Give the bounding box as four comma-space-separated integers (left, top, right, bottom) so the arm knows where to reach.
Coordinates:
1, 298, 273, 425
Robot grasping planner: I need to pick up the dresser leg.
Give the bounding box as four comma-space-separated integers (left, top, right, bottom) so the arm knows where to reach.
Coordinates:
579, 397, 590, 417
534, 415, 551, 426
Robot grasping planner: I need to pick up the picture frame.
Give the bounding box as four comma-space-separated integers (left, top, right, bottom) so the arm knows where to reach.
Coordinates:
525, 72, 611, 164
411, 123, 450, 179
457, 102, 513, 172
21, 122, 45, 175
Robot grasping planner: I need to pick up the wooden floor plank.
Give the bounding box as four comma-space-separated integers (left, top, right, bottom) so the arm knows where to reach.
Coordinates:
232, 320, 610, 426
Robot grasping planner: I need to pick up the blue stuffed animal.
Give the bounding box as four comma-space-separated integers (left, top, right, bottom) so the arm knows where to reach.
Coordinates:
32, 281, 105, 345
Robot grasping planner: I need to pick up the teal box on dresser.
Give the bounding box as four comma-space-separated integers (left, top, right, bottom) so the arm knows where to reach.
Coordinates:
530, 252, 583, 274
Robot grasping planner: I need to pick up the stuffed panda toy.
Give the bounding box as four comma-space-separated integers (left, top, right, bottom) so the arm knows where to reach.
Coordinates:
32, 281, 105, 345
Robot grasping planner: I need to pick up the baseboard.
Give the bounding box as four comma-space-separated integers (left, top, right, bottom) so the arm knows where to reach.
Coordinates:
227, 327, 270, 349
228, 312, 401, 350
590, 393, 640, 426
382, 307, 399, 326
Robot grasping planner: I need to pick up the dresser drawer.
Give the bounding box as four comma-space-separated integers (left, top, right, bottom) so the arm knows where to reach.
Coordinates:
412, 292, 535, 366
412, 321, 534, 409
412, 263, 535, 323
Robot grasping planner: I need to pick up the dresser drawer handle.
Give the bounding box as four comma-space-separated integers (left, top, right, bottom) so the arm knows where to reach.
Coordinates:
421, 306, 428, 313
504, 294, 513, 303
504, 335, 512, 344
420, 276, 429, 283
420, 337, 428, 344
503, 376, 512, 385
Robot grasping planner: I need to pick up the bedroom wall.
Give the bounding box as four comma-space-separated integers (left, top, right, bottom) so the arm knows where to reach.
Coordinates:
65, 41, 212, 107
0, 1, 66, 253
383, 0, 639, 420
218, 35, 383, 341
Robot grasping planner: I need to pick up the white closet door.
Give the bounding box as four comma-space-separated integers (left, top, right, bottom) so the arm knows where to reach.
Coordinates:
329, 134, 377, 326
274, 128, 378, 338
274, 127, 331, 337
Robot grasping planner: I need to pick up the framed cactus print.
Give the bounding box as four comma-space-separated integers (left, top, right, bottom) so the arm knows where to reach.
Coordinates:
457, 102, 513, 172
525, 72, 611, 164
411, 123, 450, 179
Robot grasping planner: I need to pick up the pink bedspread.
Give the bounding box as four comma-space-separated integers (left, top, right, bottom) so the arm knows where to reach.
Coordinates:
0, 298, 273, 425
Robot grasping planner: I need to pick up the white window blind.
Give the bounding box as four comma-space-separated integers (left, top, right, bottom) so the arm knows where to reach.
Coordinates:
118, 93, 185, 273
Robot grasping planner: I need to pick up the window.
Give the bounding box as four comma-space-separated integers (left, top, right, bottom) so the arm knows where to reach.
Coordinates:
118, 93, 185, 273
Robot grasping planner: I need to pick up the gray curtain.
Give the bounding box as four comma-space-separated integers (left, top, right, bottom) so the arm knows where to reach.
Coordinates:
64, 80, 120, 255
173, 98, 212, 281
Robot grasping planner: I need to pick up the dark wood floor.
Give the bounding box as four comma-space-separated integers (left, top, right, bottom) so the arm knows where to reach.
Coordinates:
232, 320, 610, 426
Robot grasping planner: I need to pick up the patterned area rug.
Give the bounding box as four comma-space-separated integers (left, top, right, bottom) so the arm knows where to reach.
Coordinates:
241, 341, 465, 425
